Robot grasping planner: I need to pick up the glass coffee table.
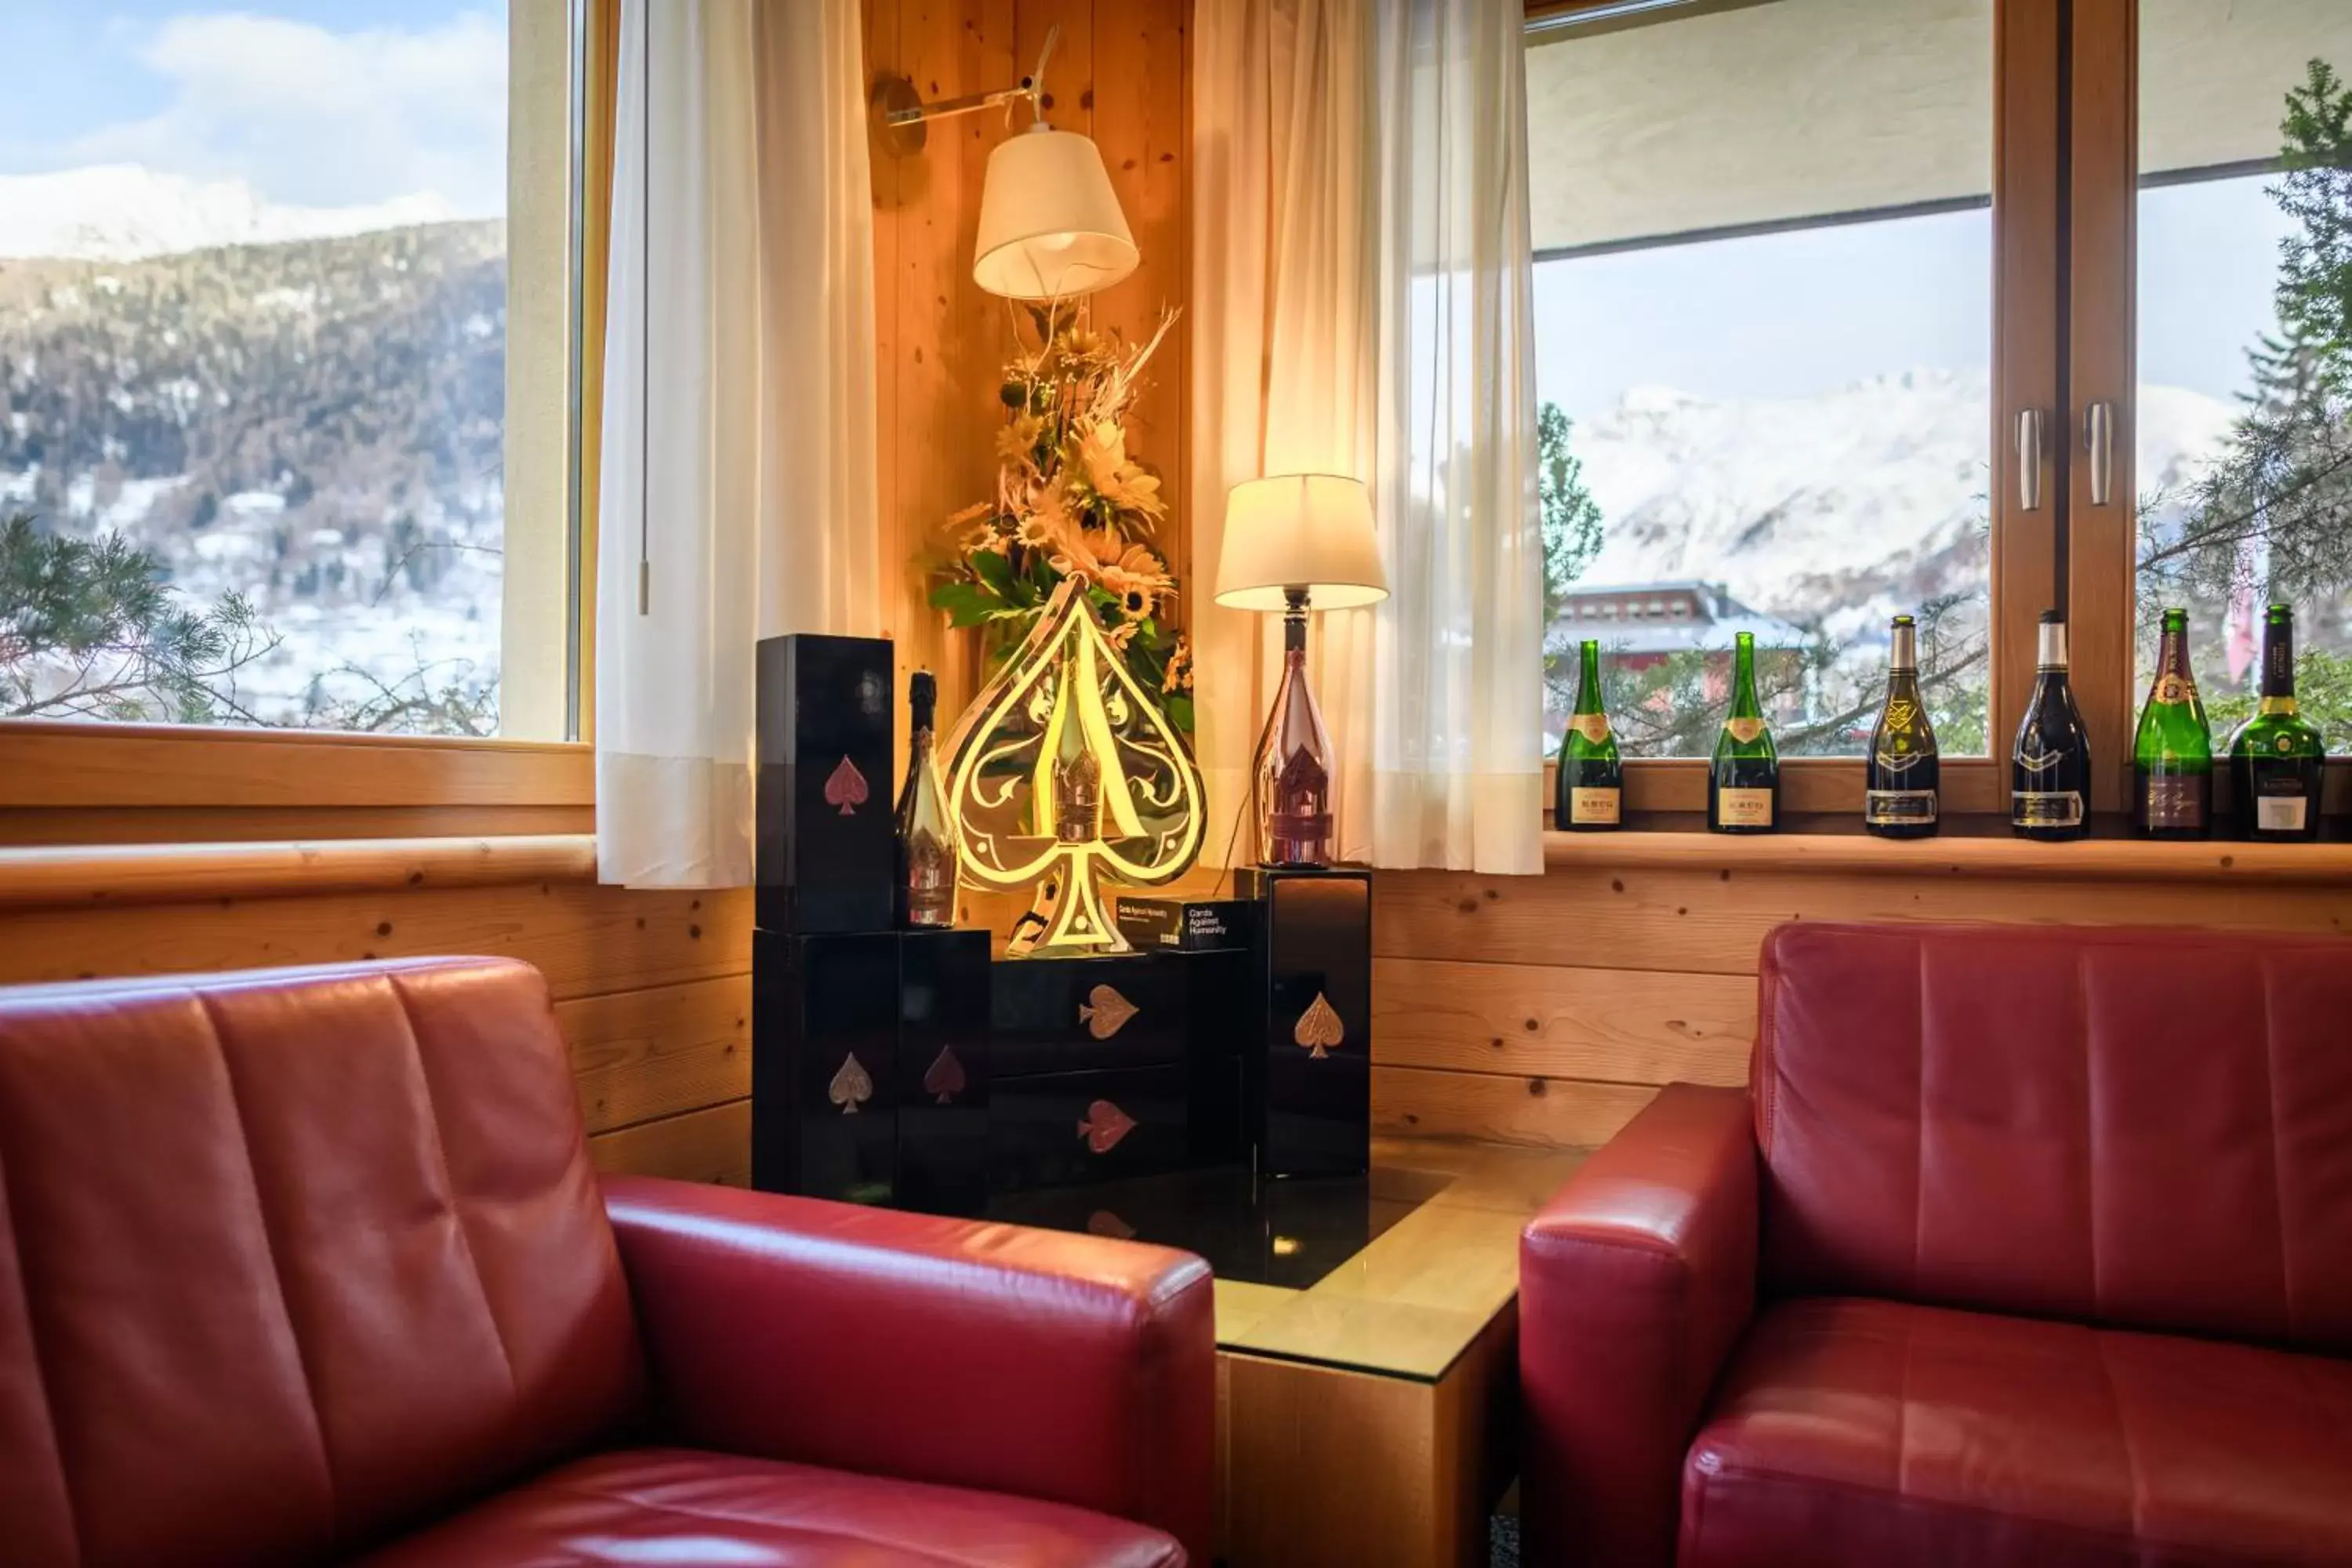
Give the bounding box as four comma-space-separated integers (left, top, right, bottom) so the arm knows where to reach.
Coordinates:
989, 1136, 1590, 1568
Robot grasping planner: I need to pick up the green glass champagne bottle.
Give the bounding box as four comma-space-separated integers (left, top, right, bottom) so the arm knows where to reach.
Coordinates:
1555, 640, 1622, 832
1864, 614, 1940, 838
2227, 603, 2325, 842
2130, 608, 2211, 840
1708, 631, 1779, 834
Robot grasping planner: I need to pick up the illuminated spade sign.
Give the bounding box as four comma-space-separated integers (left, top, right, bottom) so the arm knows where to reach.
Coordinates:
942, 578, 1204, 956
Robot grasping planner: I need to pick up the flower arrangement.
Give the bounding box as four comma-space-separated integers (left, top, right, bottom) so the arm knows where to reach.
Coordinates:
930, 303, 1193, 734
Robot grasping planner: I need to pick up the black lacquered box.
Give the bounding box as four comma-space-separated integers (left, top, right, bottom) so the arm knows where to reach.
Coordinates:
989, 953, 1194, 1077
1237, 866, 1374, 1178
750, 930, 900, 1204
989, 1062, 1192, 1191
754, 633, 895, 935
895, 928, 993, 1216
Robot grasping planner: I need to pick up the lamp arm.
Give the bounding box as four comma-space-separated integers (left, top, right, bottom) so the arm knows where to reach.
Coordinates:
884, 24, 1058, 127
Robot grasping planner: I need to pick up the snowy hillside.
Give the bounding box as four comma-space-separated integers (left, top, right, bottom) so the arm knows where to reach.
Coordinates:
0, 165, 458, 262
1569, 367, 2241, 652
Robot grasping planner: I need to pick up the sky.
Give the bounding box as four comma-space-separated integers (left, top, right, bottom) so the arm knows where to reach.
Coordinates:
0, 2, 508, 216
1534, 174, 2293, 422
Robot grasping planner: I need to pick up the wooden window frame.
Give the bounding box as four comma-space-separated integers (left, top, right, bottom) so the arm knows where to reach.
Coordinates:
1529, 0, 2344, 829
0, 4, 618, 838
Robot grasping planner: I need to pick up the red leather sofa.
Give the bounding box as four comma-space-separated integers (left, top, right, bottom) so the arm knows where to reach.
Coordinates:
1521, 921, 2352, 1568
0, 957, 1212, 1567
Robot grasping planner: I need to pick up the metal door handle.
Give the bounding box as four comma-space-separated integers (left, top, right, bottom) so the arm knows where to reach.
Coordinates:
2016, 408, 2045, 512
2083, 401, 2114, 507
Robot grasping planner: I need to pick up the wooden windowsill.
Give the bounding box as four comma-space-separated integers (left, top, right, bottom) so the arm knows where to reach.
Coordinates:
1541, 827, 2352, 885
0, 834, 599, 912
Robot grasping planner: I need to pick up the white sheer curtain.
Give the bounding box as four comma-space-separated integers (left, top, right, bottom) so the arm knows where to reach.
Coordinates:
597, 0, 880, 887
1366, 0, 1544, 873
1192, 0, 1543, 874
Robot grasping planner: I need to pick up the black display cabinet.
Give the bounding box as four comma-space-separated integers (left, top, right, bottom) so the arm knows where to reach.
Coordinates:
754, 633, 895, 935
895, 927, 993, 1215
1236, 866, 1374, 1178
750, 930, 901, 1204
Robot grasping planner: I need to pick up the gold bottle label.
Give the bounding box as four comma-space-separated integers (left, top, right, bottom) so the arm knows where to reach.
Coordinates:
1715, 787, 1773, 827
2153, 673, 2196, 706
1866, 789, 1936, 825
2012, 790, 2083, 828
1726, 717, 1766, 744
1569, 786, 1621, 826
2141, 776, 2203, 829
1570, 712, 1611, 743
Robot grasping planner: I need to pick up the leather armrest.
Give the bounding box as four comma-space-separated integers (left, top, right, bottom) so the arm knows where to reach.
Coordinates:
603, 1176, 1214, 1562
1519, 1083, 1759, 1568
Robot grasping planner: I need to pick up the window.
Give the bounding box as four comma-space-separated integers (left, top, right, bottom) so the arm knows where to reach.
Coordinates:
2134, 4, 2352, 747
1527, 0, 1994, 760
0, 2, 578, 740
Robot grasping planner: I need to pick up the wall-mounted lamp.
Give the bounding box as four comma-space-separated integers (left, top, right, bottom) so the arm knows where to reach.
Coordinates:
871, 26, 1138, 301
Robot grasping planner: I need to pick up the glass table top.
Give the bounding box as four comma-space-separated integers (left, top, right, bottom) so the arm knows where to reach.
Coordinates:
985, 1137, 1590, 1382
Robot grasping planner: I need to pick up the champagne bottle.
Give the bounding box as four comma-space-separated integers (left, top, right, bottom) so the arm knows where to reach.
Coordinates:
1708, 630, 1779, 833
2011, 611, 2091, 840
2227, 603, 2325, 842
1864, 614, 1939, 838
1555, 639, 1622, 832
2131, 607, 2211, 840
895, 670, 962, 927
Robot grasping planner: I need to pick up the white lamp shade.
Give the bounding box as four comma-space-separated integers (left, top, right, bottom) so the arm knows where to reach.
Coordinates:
1214, 474, 1390, 613
973, 124, 1139, 300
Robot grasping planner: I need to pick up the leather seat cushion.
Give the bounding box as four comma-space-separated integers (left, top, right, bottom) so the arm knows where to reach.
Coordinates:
1682, 1298, 2352, 1568
354, 1447, 1186, 1567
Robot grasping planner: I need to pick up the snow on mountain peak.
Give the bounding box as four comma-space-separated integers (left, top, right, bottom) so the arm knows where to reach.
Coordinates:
0, 165, 462, 262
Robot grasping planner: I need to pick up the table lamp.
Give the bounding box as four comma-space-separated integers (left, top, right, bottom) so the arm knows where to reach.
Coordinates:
1214, 474, 1390, 866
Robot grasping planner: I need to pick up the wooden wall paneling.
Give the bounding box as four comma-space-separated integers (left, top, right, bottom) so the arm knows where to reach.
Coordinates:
0, 883, 751, 1000
558, 972, 752, 1134
590, 1098, 753, 1186
1375, 957, 1752, 1086
1373, 1065, 1658, 1151
2068, 0, 2139, 815
1376, 865, 2352, 978
1087, 0, 1193, 615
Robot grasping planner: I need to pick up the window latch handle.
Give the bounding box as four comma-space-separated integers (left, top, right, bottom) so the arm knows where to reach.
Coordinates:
2016, 408, 2046, 513
2083, 401, 2114, 508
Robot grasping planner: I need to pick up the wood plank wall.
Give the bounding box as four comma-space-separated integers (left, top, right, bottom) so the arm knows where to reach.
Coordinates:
864, 0, 1192, 724
0, 870, 757, 1185
1369, 858, 2352, 1149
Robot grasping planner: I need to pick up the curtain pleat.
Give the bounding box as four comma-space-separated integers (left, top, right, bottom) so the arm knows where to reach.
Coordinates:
595, 0, 880, 888
1192, 0, 1543, 874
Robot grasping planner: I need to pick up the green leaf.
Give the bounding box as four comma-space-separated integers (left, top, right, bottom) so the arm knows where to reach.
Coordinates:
970, 550, 1018, 598
1163, 692, 1195, 734
931, 583, 1001, 629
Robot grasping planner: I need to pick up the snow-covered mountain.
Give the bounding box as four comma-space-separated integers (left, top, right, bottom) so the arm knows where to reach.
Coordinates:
1568, 367, 2240, 648
0, 165, 460, 262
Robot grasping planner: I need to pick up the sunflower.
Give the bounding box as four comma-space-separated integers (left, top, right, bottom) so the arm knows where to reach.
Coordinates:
1069, 419, 1166, 526
1162, 634, 1193, 694
1014, 479, 1104, 576
1097, 541, 1173, 620
995, 412, 1047, 470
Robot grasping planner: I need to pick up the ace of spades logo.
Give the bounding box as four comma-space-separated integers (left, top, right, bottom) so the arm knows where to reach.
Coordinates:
828, 1051, 873, 1114
1294, 992, 1345, 1059
921, 1045, 967, 1105
823, 756, 869, 815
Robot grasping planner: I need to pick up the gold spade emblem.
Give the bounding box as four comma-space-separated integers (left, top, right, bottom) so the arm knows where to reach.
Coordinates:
1079, 984, 1140, 1040
827, 1051, 873, 1114
1294, 992, 1345, 1059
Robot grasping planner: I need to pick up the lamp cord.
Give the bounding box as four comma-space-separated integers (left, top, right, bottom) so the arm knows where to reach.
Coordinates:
636, 0, 651, 616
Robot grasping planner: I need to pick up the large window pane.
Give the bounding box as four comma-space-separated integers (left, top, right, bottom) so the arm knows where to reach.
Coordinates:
0, 3, 522, 735
1526, 0, 1992, 758
2136, 2, 2352, 746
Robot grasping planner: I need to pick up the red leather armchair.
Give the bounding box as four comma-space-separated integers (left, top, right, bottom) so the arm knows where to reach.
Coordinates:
0, 957, 1212, 1568
1521, 922, 2352, 1568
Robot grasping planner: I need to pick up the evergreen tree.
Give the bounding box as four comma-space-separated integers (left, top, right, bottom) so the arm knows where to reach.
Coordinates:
1537, 401, 1603, 625
0, 510, 273, 721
